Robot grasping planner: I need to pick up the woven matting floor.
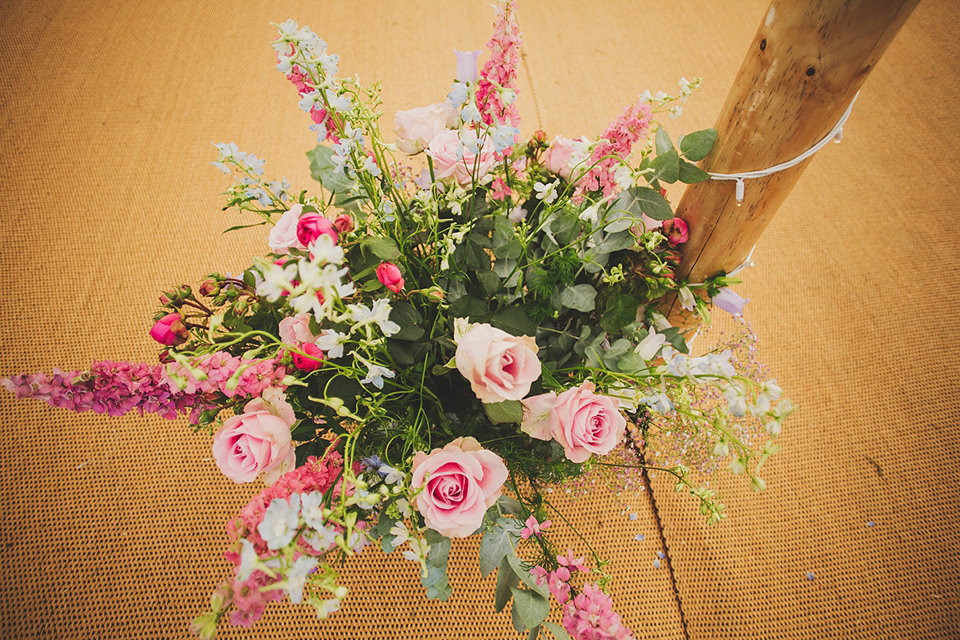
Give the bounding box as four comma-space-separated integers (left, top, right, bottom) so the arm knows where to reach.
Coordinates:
1, 0, 958, 638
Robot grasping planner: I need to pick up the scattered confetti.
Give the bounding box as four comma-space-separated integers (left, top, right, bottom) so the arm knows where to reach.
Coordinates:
806, 572, 815, 581
628, 513, 638, 521
634, 534, 646, 541
653, 558, 661, 569
657, 551, 666, 559
866, 521, 875, 527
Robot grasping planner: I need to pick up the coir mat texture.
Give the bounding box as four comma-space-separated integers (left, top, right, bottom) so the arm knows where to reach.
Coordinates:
0, 0, 957, 638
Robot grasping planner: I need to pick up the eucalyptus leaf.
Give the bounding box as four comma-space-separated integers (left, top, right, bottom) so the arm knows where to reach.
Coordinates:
679, 160, 711, 183
480, 520, 520, 576
542, 621, 574, 640
495, 555, 520, 612
649, 149, 680, 184
488, 307, 537, 337
624, 186, 674, 221
307, 145, 356, 196
421, 530, 452, 601
600, 293, 641, 334
528, 625, 541, 640
655, 127, 674, 155
361, 236, 401, 261
510, 587, 550, 630
506, 553, 550, 598
449, 295, 488, 319
679, 128, 718, 161
560, 284, 597, 312
478, 271, 501, 297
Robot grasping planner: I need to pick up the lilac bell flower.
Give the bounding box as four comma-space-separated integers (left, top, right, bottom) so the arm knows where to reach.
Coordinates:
712, 287, 749, 316
454, 49, 482, 83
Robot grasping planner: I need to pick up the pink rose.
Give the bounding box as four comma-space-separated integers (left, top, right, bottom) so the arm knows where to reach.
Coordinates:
394, 103, 451, 155
426, 129, 497, 186
292, 343, 324, 372
278, 313, 316, 345
520, 391, 557, 440
376, 262, 404, 293
268, 204, 307, 254
456, 323, 541, 404
410, 436, 508, 538
296, 213, 339, 248
149, 313, 188, 346
333, 213, 354, 234
212, 409, 295, 484
543, 135, 575, 178
661, 218, 689, 246
548, 382, 626, 463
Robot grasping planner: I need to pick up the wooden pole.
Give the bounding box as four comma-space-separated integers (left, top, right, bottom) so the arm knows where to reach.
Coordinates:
665, 0, 919, 324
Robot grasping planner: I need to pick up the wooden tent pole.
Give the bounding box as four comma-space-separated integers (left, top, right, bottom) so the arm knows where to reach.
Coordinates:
665, 0, 919, 323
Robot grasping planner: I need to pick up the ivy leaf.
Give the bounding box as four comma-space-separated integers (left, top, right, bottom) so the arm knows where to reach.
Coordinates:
510, 587, 550, 630
559, 284, 597, 312
478, 271, 501, 298
495, 555, 520, 612
655, 127, 674, 155
679, 128, 718, 161
649, 149, 680, 184
388, 301, 424, 341
488, 307, 537, 337
679, 160, 711, 183
484, 400, 523, 425
449, 295, 488, 319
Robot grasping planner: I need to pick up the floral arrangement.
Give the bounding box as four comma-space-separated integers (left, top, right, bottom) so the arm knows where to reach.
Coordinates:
3, 2, 793, 638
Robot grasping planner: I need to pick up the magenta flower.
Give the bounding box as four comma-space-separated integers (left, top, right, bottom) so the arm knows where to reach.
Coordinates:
520, 515, 551, 539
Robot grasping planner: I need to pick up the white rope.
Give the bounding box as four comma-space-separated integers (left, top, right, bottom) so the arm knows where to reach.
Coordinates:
707, 91, 859, 204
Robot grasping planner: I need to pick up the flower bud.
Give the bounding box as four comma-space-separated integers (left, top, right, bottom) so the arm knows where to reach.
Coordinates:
149, 313, 188, 346
333, 213, 354, 234
661, 218, 689, 246
376, 262, 405, 293
292, 342, 324, 372
198, 279, 219, 297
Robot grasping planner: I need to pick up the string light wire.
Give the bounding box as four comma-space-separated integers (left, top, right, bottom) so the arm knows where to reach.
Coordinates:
707, 91, 859, 204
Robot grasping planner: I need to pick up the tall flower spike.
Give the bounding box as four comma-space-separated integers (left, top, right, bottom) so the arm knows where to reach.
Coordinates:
475, 0, 522, 133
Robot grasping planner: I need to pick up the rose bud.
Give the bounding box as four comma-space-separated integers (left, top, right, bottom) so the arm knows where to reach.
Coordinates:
149, 313, 188, 346
661, 218, 689, 246
333, 214, 355, 234
296, 213, 339, 248
158, 349, 175, 364
292, 342, 325, 372
198, 279, 219, 297
376, 262, 405, 293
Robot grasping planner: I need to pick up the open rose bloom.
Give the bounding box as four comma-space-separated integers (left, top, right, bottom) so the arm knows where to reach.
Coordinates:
411, 437, 508, 538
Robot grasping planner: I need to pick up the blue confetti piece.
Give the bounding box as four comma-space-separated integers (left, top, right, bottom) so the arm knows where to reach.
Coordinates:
628, 513, 638, 521
657, 551, 666, 559
653, 558, 661, 569
634, 534, 645, 541
806, 572, 815, 581
867, 521, 875, 527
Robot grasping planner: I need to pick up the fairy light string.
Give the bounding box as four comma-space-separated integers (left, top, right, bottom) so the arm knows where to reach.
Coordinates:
707, 91, 859, 204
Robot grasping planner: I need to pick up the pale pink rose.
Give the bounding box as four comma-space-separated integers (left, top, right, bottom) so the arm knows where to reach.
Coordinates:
456, 323, 541, 404
410, 436, 508, 538
278, 313, 316, 345
243, 387, 296, 427
212, 409, 295, 484
426, 129, 497, 186
394, 103, 451, 155
269, 204, 306, 254
542, 136, 575, 178
549, 381, 626, 463
520, 391, 557, 440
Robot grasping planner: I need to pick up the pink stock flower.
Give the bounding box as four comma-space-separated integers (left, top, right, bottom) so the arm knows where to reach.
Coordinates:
573, 99, 653, 203
296, 213, 339, 248
455, 323, 541, 403
410, 437, 508, 538
292, 343, 324, 372
394, 103, 451, 155
149, 313, 188, 346
562, 582, 635, 640
661, 218, 689, 246
520, 515, 551, 539
212, 401, 296, 484
548, 567, 572, 603
549, 381, 626, 463
375, 262, 404, 293
557, 549, 590, 573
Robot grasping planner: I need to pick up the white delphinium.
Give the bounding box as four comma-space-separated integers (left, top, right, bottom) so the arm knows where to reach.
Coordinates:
300, 491, 327, 529
257, 495, 301, 551
360, 361, 395, 390
256, 259, 299, 302
236, 539, 262, 582
637, 392, 674, 414
347, 299, 400, 337
614, 164, 635, 190
722, 382, 748, 417
533, 180, 558, 205
285, 555, 319, 604
635, 327, 667, 362
315, 330, 346, 359
578, 204, 599, 224
303, 526, 339, 553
